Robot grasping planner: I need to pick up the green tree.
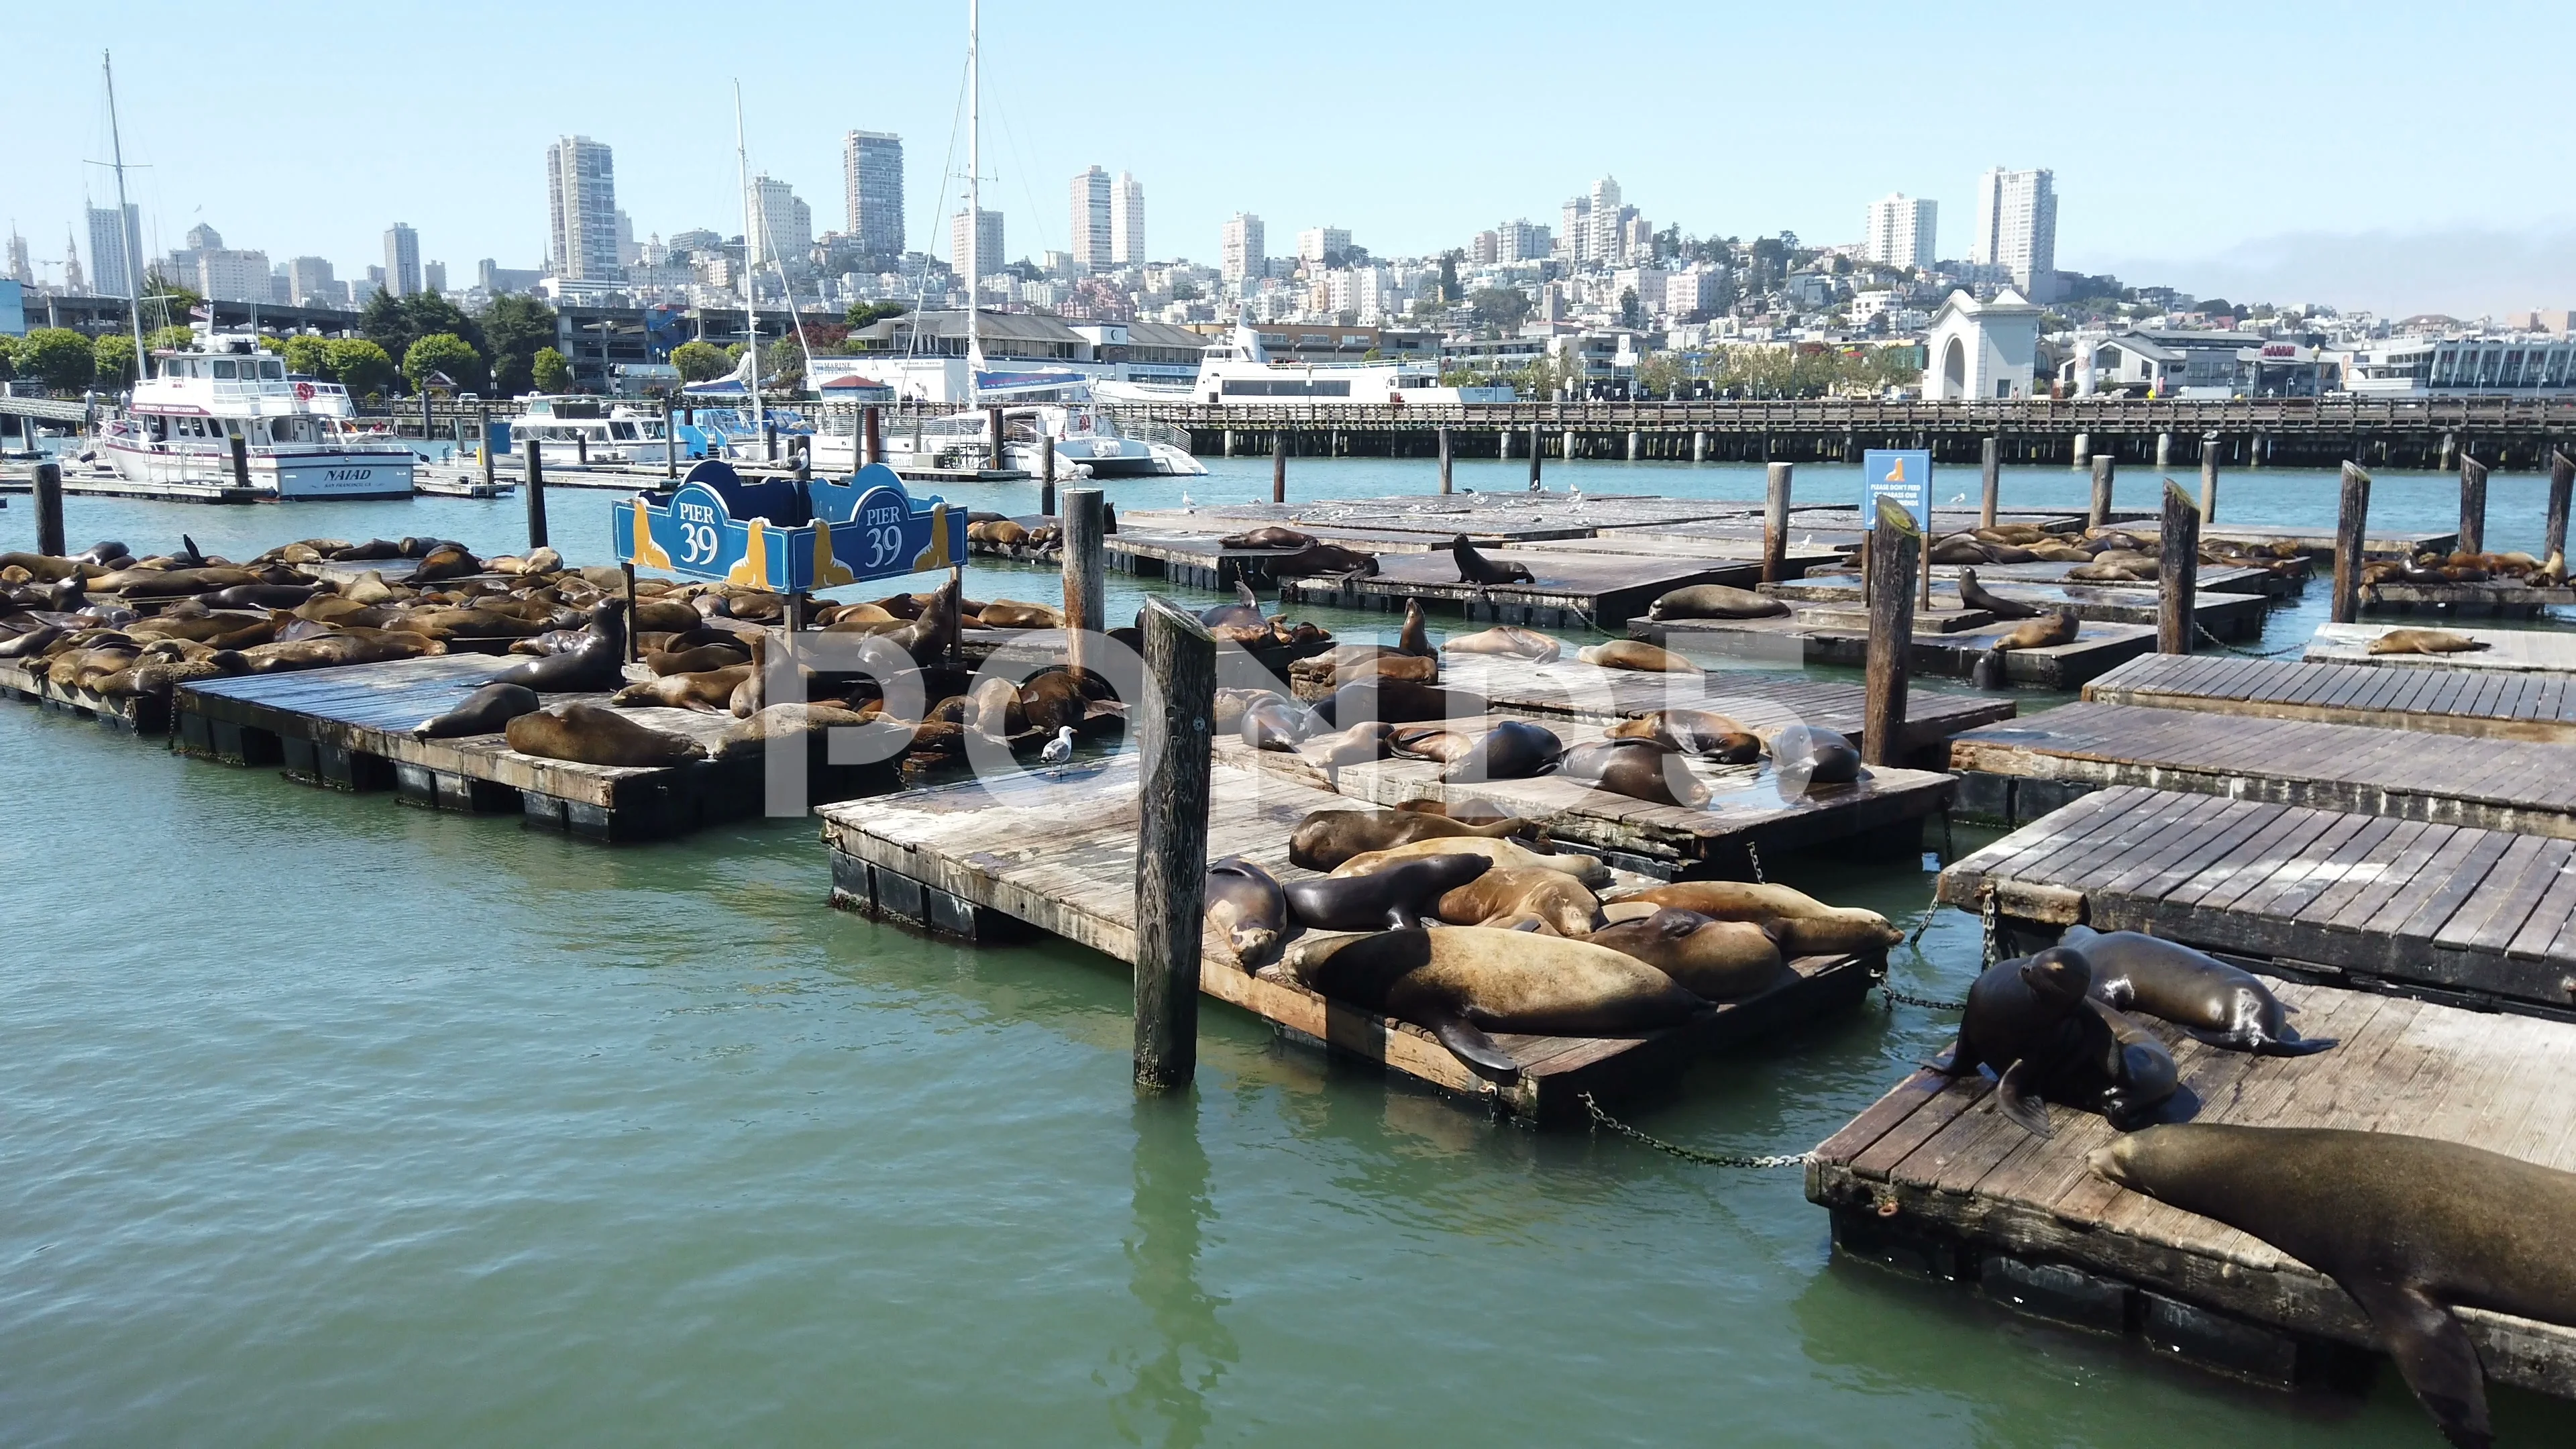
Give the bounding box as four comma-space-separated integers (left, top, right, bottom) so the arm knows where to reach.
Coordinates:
323, 337, 396, 398
92, 334, 138, 388
1470, 286, 1532, 333
402, 332, 487, 392
400, 292, 485, 358
148, 324, 195, 354
18, 329, 95, 392
359, 288, 409, 360
476, 294, 556, 395
280, 335, 332, 378
1619, 288, 1642, 330
0, 334, 17, 381
669, 339, 732, 382
843, 299, 908, 329
140, 268, 204, 333
530, 346, 574, 394
1436, 250, 1460, 304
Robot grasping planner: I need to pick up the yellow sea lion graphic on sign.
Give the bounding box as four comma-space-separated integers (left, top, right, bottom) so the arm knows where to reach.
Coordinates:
726, 519, 773, 588
911, 502, 953, 572
630, 499, 673, 570
810, 517, 857, 587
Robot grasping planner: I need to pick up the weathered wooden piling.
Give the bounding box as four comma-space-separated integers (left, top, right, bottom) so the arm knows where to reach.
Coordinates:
1271, 433, 1287, 504
2158, 481, 2200, 655
2332, 461, 2371, 625
523, 439, 549, 550
763, 422, 778, 462
661, 396, 676, 480
1062, 487, 1106, 678
229, 432, 251, 490
2550, 451, 2575, 565
621, 564, 639, 663
1979, 437, 2000, 529
2155, 431, 2174, 468
986, 406, 1005, 467
1529, 423, 1544, 489
2199, 434, 2220, 523
1862, 496, 1919, 767
576, 432, 589, 466
1040, 432, 1055, 490
1133, 596, 1216, 1091
33, 462, 64, 557
1763, 462, 1793, 584
863, 406, 883, 467
2459, 455, 2489, 555
1437, 425, 1453, 494
2088, 455, 2114, 529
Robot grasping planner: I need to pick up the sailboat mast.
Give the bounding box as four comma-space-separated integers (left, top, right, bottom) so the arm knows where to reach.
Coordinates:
103, 50, 146, 386
735, 82, 761, 442
964, 0, 982, 400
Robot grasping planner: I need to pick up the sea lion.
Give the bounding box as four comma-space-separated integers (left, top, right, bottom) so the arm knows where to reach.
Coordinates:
647, 641, 753, 676
1928, 535, 1992, 566
1989, 609, 2079, 651
1442, 719, 1563, 783
1385, 725, 1477, 764
2368, 627, 2489, 656
1305, 679, 1485, 728
1021, 670, 1090, 736
486, 600, 629, 692
1281, 926, 1707, 1075
1586, 908, 1787, 1001
1647, 584, 1788, 621
410, 544, 482, 584
1287, 806, 1538, 870
504, 701, 708, 767
0, 624, 66, 659
1334, 836, 1609, 888
1204, 856, 1289, 966
1609, 880, 1901, 957
1931, 946, 2175, 1136
2091, 1124, 2576, 1449
975, 600, 1061, 629
1268, 539, 1377, 578
965, 676, 1027, 737
2061, 924, 2331, 1055
630, 599, 702, 633
1435, 867, 1601, 936
1218, 525, 1314, 550
1450, 534, 1533, 585
1955, 568, 2042, 620
1441, 625, 1561, 662
1608, 709, 1762, 763
1323, 653, 1438, 687
886, 582, 961, 664
1394, 797, 1523, 826
1559, 739, 1709, 808
1283, 852, 1493, 932
202, 583, 319, 610
1397, 598, 1433, 657
1199, 581, 1268, 631
1296, 720, 1395, 782
413, 681, 544, 738
1577, 641, 1701, 674
1240, 695, 1311, 750
1768, 723, 1862, 790
610, 666, 753, 713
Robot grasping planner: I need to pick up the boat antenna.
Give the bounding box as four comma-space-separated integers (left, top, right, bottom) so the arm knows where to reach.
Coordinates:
734, 80, 761, 445
965, 0, 983, 400
103, 50, 147, 388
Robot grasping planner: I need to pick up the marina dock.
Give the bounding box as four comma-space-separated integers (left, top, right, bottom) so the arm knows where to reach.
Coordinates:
1763, 573, 2271, 643
1643, 610, 2158, 690
1279, 548, 1767, 629
2083, 652, 2576, 743
2306, 621, 2576, 673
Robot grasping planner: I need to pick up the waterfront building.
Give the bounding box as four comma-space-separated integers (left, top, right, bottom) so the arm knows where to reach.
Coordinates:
1921, 286, 2041, 400
285, 257, 335, 307
423, 260, 448, 294
2334, 335, 2576, 396
546, 135, 621, 282
1865, 193, 1937, 270
1298, 227, 1351, 266
1111, 171, 1144, 266
1069, 166, 1111, 274
1969, 168, 2055, 303
1560, 195, 1591, 265
383, 223, 421, 298
842, 131, 905, 259
1222, 213, 1263, 285
745, 175, 814, 277
85, 202, 142, 298
949, 208, 1003, 292
198, 248, 271, 304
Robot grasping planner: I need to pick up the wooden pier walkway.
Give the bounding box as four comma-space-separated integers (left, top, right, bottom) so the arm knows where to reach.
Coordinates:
1642, 611, 2157, 690
2084, 653, 2576, 743
1764, 574, 2270, 643
2308, 621, 2576, 674
1279, 549, 1766, 629
1809, 978, 2576, 1390
1946, 700, 2576, 835
1935, 784, 2576, 1012
817, 756, 1880, 1116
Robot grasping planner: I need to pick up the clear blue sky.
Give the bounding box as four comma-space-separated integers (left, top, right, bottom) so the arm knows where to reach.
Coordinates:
13, 1, 2571, 316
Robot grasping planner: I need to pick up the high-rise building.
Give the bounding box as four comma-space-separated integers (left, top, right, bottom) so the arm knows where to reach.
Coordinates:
1220, 213, 1263, 284
614, 211, 638, 268
1559, 195, 1591, 265
746, 175, 814, 275
85, 203, 142, 298
423, 260, 448, 294
1111, 171, 1144, 266
383, 223, 421, 297
1970, 167, 2056, 299
5, 229, 32, 287
1068, 166, 1111, 274
843, 130, 905, 258
949, 208, 1003, 289
545, 135, 621, 282
63, 228, 85, 293
198, 249, 271, 303
1297, 227, 1351, 266
1470, 230, 1498, 266
1589, 177, 1623, 263
1494, 219, 1549, 264
1864, 193, 1937, 270
286, 256, 336, 307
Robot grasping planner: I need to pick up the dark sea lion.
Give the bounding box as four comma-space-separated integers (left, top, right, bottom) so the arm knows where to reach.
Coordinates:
2086, 998, 2182, 1127
1768, 723, 1862, 790
1559, 739, 1709, 808
2061, 924, 2330, 1055
1021, 670, 1090, 736
1386, 724, 1477, 763
1647, 583, 1788, 621
1956, 568, 2041, 620
486, 600, 629, 692
2092, 1124, 2576, 1449
2369, 627, 2489, 656
1283, 926, 1706, 1076
1585, 908, 1787, 1001
1441, 625, 1561, 661
1218, 525, 1314, 550
1442, 718, 1563, 783
1450, 534, 1533, 585
1205, 856, 1289, 966
1990, 609, 2079, 651
202, 583, 319, 610
504, 701, 708, 767
1397, 598, 1432, 657
1928, 535, 1992, 566
1305, 679, 1484, 728
1577, 640, 1700, 674
1282, 853, 1492, 932
0, 624, 64, 659
410, 544, 482, 584
1289, 806, 1537, 871
1269, 539, 1378, 578
1608, 708, 1761, 762
105, 566, 265, 598
611, 666, 753, 713
414, 681, 544, 738
1434, 867, 1601, 936
1199, 580, 1269, 631
1240, 695, 1311, 750
1394, 797, 1523, 826
76, 539, 130, 566
1933, 946, 2156, 1136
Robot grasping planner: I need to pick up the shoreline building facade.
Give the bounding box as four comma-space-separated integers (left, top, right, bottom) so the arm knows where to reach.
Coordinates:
547, 136, 621, 283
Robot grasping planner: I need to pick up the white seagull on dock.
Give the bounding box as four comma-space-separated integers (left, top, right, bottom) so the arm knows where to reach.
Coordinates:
1948, 492, 1968, 505
1041, 726, 1075, 766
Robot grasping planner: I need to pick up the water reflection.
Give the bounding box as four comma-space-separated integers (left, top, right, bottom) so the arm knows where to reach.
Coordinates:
1108, 1090, 1238, 1449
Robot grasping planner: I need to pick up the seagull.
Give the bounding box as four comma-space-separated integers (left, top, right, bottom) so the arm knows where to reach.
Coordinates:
1947, 492, 1968, 505
1180, 491, 1194, 512
1040, 725, 1075, 766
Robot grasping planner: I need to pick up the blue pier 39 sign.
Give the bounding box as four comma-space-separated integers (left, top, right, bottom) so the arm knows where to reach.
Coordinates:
1863, 449, 1933, 530
612, 460, 967, 591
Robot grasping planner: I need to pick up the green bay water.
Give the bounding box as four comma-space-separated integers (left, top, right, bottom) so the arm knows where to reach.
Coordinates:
3, 459, 2569, 1445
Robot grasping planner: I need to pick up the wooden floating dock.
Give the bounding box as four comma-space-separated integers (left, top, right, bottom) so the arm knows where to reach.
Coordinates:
1281, 549, 1769, 629
1809, 979, 2576, 1393
0, 655, 164, 732
817, 756, 1881, 1117
1762, 574, 2270, 643
2084, 652, 2576, 743
1642, 610, 2157, 691
1934, 784, 2576, 1014
1216, 711, 1954, 879
2130, 519, 2458, 559
2362, 578, 2576, 616
2306, 621, 2576, 674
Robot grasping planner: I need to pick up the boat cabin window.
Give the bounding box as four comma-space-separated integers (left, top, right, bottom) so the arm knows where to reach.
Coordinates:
213, 360, 237, 379
259, 361, 284, 380
611, 421, 639, 441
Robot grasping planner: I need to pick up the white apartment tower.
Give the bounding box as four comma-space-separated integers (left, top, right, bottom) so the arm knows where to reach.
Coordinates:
1865, 193, 1937, 270
746, 175, 814, 275
1970, 167, 2056, 301
1221, 213, 1264, 284
842, 131, 906, 258
1589, 176, 1623, 262
949, 209, 1003, 290
1297, 227, 1350, 265
1069, 166, 1112, 274
1560, 195, 1591, 264
85, 203, 142, 299
382, 223, 421, 298
1110, 171, 1144, 266
546, 135, 621, 282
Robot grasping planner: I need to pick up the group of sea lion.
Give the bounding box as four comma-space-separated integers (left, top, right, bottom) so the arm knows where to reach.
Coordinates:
2363, 545, 2567, 590
1891, 521, 2304, 581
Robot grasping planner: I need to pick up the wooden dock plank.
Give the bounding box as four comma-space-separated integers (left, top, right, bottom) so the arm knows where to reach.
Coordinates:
1279, 548, 1763, 629
1642, 612, 2158, 691
2307, 622, 2576, 675
2084, 653, 2576, 743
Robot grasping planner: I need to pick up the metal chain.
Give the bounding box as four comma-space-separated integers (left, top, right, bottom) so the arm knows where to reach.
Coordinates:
1579, 1092, 1809, 1169
1745, 839, 1765, 884
2194, 619, 2306, 658
1868, 955, 1969, 1012
1982, 882, 2002, 966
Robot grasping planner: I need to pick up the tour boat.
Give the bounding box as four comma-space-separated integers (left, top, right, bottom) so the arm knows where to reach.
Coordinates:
101, 330, 416, 500
508, 395, 681, 466
1094, 321, 1516, 408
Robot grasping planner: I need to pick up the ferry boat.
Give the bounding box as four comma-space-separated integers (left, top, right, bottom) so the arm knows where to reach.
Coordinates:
805, 365, 1203, 478
1093, 322, 1517, 408
100, 329, 417, 500
508, 395, 681, 465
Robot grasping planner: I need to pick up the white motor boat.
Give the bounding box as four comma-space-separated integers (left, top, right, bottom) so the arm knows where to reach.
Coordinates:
101, 329, 416, 499
508, 395, 681, 466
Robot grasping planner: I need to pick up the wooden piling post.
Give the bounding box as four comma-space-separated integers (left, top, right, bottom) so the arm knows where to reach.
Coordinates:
1062, 486, 1106, 678
229, 431, 252, 491
2199, 434, 2220, 523
986, 406, 1006, 472
1979, 435, 2000, 530
2155, 431, 2173, 469
2459, 455, 2489, 556
862, 406, 882, 467
1437, 426, 1453, 494
763, 422, 777, 462
661, 396, 676, 480
1862, 496, 1919, 767
1528, 423, 1542, 488
421, 390, 432, 444
2158, 481, 2199, 655
1762, 462, 1792, 584
2548, 451, 2575, 566
2332, 461, 2371, 625
523, 439, 549, 550
576, 432, 589, 467
2088, 455, 2114, 529
1040, 431, 1055, 492
2072, 431, 2090, 469
1271, 432, 1287, 504
1133, 596, 1216, 1092
32, 462, 64, 557
481, 405, 497, 490
621, 564, 639, 663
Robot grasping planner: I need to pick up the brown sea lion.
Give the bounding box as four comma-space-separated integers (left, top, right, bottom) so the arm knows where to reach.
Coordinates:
409, 545, 482, 584
1287, 806, 1536, 871
1577, 640, 1701, 674
1283, 852, 1493, 932
2367, 627, 2489, 656
1394, 797, 1523, 826
1397, 598, 1433, 657
1559, 739, 1709, 808
1450, 534, 1534, 585
1205, 856, 1289, 966
886, 582, 961, 664
1989, 609, 2078, 651
647, 641, 754, 676
1609, 880, 1900, 956
414, 682, 543, 737
1585, 909, 1786, 1001
965, 676, 1028, 737
819, 602, 899, 628
630, 599, 702, 633
1955, 568, 2042, 620
1297, 720, 1395, 781
1385, 724, 1478, 764
1441, 625, 1561, 662
1609, 708, 1761, 761
505, 701, 708, 767
975, 600, 1061, 629
1269, 539, 1378, 578
1218, 525, 1315, 550
1647, 584, 1787, 621
233, 628, 445, 674
1334, 837, 1609, 887
1020, 670, 1091, 736
1435, 867, 1601, 936
610, 666, 753, 712
487, 600, 629, 692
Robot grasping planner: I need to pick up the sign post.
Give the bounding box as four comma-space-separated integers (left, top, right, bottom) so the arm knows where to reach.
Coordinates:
1865, 448, 1935, 609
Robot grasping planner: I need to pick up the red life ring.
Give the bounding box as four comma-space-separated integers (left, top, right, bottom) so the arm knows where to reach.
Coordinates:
294, 382, 315, 400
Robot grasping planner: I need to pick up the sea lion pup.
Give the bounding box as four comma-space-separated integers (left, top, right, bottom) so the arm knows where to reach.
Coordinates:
1239, 694, 1311, 750
488, 600, 629, 692
1647, 583, 1788, 621
1767, 723, 1862, 789
1287, 806, 1536, 871
1450, 533, 1534, 585
1609, 708, 1762, 763
975, 599, 1061, 629
1397, 598, 1434, 657
1205, 856, 1289, 966
1559, 739, 1710, 808
1609, 880, 1901, 957
414, 681, 544, 738
2090, 1124, 2576, 1449
1585, 908, 1787, 1002
1442, 625, 1561, 662
2061, 924, 2330, 1055
1283, 851, 1493, 932
1442, 718, 1564, 783
611, 665, 753, 713
1577, 640, 1701, 674
1335, 836, 1609, 888
1435, 867, 1602, 937
1955, 568, 2041, 620
2367, 627, 2489, 656
1280, 926, 1707, 1076
1219, 525, 1316, 551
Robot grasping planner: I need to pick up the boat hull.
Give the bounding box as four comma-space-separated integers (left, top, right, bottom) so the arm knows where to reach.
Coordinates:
103, 439, 417, 500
